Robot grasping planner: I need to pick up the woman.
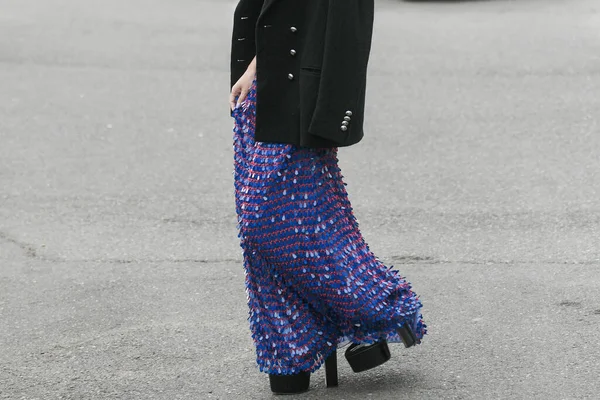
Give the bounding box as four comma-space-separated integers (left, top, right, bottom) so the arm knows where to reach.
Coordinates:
229, 0, 426, 394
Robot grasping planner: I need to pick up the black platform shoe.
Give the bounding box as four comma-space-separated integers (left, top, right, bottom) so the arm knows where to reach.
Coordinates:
397, 324, 418, 348
269, 352, 339, 394
344, 324, 419, 373
344, 340, 391, 373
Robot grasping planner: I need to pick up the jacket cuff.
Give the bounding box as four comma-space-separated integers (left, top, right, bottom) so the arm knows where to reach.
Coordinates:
308, 108, 356, 145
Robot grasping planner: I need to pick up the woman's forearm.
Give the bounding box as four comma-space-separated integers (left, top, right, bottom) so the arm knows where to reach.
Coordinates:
247, 56, 257, 74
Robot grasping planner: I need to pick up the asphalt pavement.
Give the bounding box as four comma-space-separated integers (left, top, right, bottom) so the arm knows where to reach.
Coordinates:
1, 0, 599, 399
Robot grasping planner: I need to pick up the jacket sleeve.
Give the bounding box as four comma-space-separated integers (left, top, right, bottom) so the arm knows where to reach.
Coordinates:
308, 0, 375, 144
231, 0, 264, 89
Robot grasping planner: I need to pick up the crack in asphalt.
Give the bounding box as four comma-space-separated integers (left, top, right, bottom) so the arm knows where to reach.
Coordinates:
388, 256, 600, 266
1, 232, 597, 266
74, 257, 241, 264
17, 256, 598, 266
0, 230, 39, 259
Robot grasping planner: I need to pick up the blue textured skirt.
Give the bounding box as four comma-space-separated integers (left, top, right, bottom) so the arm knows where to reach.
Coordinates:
233, 83, 426, 375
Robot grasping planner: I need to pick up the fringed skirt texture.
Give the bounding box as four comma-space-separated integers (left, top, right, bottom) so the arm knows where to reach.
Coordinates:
233, 83, 426, 375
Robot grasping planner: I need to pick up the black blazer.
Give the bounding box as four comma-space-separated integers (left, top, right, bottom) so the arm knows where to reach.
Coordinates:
231, 0, 375, 148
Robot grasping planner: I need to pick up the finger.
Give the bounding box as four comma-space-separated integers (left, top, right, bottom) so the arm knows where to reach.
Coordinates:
229, 87, 240, 111
229, 92, 237, 111
236, 88, 249, 108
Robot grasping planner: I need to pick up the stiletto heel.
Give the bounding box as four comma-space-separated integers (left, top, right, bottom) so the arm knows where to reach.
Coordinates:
398, 324, 418, 348
344, 340, 391, 373
269, 371, 310, 395
325, 351, 339, 388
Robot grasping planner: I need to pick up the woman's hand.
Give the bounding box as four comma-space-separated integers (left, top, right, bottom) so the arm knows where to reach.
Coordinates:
230, 57, 257, 111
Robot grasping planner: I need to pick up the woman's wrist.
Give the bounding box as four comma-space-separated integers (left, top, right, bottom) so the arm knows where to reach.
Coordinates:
247, 56, 257, 74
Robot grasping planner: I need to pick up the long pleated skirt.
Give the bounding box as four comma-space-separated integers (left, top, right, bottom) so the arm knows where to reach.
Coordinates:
233, 83, 426, 375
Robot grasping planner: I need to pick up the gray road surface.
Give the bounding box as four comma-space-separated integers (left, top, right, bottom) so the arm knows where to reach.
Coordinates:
1, 0, 600, 399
